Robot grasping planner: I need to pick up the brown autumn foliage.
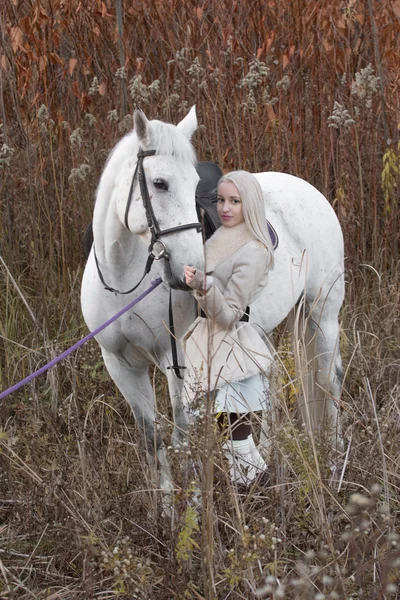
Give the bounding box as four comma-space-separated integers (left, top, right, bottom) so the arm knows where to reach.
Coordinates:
0, 1, 399, 598
1, 0, 399, 291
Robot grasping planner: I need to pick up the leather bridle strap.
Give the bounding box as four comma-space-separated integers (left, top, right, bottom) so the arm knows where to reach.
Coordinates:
124, 148, 202, 257
94, 245, 154, 295
124, 149, 155, 232
166, 288, 186, 379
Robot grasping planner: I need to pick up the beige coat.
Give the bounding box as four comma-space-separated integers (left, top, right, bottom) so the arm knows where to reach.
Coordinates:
182, 222, 273, 401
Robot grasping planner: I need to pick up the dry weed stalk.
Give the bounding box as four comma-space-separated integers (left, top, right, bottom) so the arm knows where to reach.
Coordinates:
0, 0, 399, 597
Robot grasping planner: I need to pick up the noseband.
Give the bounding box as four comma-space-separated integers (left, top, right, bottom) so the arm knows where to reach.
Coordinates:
124, 148, 202, 260
94, 148, 202, 295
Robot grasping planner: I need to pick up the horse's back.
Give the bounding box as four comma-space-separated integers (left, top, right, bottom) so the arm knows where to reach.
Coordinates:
255, 172, 342, 243
255, 171, 343, 268
250, 172, 344, 332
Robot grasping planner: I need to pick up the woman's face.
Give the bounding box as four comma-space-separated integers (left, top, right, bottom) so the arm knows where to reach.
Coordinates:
217, 181, 244, 228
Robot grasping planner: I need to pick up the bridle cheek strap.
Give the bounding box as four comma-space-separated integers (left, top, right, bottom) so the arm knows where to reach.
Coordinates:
124, 148, 202, 259
124, 149, 155, 232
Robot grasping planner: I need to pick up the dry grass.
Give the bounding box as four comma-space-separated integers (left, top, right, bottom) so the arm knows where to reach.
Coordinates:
1, 0, 399, 598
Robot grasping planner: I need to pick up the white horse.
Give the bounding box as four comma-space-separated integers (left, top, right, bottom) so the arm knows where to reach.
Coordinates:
81, 106, 344, 493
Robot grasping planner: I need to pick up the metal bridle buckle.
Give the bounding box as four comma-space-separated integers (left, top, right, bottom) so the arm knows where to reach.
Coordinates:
150, 239, 168, 260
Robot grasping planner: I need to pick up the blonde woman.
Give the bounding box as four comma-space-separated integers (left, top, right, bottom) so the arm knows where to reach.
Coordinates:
183, 170, 275, 488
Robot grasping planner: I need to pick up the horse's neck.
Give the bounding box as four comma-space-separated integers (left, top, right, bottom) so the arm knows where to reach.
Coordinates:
93, 133, 145, 270
94, 209, 143, 271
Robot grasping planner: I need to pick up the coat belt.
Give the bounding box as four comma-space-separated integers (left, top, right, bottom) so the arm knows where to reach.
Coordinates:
200, 307, 250, 322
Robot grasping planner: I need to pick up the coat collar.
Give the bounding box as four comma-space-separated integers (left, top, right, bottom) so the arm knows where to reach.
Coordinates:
205, 222, 255, 272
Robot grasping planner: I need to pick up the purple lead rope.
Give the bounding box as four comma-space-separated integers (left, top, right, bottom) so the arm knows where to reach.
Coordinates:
0, 277, 162, 401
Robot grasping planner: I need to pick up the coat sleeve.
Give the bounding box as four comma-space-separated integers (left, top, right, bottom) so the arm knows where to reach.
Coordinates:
194, 245, 269, 329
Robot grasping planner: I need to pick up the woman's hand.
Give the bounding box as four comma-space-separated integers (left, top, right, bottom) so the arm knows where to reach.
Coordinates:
184, 265, 197, 286
184, 265, 212, 292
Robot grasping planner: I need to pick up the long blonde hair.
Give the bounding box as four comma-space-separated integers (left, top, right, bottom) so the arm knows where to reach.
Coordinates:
218, 170, 274, 269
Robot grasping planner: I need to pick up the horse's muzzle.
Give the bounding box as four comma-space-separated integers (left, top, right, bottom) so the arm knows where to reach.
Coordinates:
162, 261, 190, 291
168, 277, 191, 291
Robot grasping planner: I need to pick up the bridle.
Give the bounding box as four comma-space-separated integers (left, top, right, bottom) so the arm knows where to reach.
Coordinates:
94, 147, 202, 295
125, 148, 202, 261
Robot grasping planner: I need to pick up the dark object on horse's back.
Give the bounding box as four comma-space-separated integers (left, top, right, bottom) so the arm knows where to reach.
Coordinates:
195, 162, 222, 241
82, 161, 223, 259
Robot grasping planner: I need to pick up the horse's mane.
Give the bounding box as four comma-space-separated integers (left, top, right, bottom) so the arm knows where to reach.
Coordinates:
148, 120, 196, 165
102, 117, 197, 188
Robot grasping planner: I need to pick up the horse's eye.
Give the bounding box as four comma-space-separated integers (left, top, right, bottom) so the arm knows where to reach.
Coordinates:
153, 178, 169, 191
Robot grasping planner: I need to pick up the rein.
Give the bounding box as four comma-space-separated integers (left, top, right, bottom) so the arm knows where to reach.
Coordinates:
0, 277, 162, 401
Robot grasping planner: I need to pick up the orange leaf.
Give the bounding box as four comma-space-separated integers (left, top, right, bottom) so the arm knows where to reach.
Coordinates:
353, 37, 362, 53
19, 15, 32, 35
9, 26, 23, 53
1, 55, 7, 70
48, 52, 63, 66
355, 12, 365, 24
393, 0, 400, 17
69, 58, 78, 75
81, 92, 91, 111
39, 55, 48, 72
336, 16, 346, 30
266, 103, 276, 121
282, 45, 295, 69
71, 81, 80, 98
282, 53, 290, 70
196, 6, 203, 19
256, 46, 263, 59
101, 2, 107, 17
99, 81, 107, 95
265, 32, 275, 54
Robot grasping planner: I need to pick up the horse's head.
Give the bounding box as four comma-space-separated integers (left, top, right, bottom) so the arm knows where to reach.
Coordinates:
116, 106, 204, 290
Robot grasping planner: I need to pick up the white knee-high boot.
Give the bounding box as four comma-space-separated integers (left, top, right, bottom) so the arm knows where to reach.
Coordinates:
222, 434, 268, 487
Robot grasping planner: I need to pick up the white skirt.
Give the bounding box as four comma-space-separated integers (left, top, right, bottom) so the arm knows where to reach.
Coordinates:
213, 373, 270, 413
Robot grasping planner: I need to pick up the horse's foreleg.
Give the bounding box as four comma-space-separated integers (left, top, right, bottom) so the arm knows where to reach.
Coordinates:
164, 368, 199, 494
101, 349, 174, 497
164, 369, 188, 447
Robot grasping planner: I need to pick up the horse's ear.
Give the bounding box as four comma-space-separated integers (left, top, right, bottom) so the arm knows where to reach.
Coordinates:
134, 108, 150, 146
177, 105, 197, 139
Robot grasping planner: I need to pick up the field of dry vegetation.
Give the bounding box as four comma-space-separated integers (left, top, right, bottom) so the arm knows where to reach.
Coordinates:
0, 0, 399, 598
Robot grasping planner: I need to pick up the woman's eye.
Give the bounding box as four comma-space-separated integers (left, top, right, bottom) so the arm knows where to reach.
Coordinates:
232, 199, 240, 204
217, 198, 224, 203
153, 178, 169, 191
